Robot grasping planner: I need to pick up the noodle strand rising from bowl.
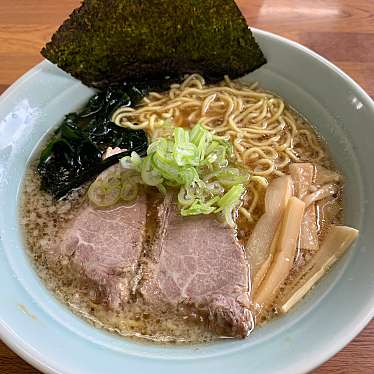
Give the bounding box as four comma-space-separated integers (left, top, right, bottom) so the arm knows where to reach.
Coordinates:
112, 74, 327, 224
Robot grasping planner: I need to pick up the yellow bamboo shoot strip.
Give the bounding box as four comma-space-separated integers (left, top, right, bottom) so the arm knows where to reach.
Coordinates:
246, 176, 293, 280
289, 163, 318, 251
303, 183, 339, 209
253, 197, 305, 313
252, 226, 280, 294
280, 225, 359, 313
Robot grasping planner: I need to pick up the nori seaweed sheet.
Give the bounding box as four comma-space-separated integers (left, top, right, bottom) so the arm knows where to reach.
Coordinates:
41, 0, 266, 88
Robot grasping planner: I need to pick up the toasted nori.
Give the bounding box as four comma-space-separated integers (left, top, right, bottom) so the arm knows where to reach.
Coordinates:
41, 0, 266, 88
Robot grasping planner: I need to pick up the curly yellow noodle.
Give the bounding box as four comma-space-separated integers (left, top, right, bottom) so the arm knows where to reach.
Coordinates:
112, 74, 327, 223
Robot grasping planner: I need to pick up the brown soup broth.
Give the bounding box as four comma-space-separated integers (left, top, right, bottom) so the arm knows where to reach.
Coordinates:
20, 107, 343, 343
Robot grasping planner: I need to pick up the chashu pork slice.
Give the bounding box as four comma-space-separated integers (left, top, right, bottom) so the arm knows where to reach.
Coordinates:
140, 192, 252, 338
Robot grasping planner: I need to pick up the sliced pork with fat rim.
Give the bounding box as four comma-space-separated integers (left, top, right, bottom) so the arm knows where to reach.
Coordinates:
140, 192, 252, 338
50, 195, 147, 309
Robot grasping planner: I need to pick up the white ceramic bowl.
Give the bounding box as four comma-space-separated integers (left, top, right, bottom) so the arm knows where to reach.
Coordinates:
0, 29, 373, 374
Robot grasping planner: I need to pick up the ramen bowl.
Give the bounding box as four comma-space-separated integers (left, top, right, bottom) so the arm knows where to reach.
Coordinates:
0, 29, 373, 374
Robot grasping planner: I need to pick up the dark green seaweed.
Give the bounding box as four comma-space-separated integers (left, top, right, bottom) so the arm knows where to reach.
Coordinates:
41, 0, 266, 88
37, 85, 148, 199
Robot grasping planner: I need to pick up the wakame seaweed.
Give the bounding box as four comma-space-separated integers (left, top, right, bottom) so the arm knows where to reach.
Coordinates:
41, 0, 266, 88
37, 85, 148, 199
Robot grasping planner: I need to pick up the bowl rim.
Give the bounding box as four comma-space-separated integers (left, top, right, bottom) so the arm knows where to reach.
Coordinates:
0, 27, 373, 374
